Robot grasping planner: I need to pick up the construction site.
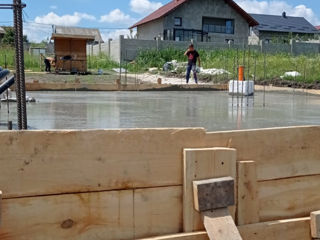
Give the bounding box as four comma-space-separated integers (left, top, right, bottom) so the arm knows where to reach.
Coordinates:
1, 0, 320, 239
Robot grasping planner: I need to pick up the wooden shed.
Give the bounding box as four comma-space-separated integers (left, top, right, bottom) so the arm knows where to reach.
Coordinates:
51, 26, 103, 74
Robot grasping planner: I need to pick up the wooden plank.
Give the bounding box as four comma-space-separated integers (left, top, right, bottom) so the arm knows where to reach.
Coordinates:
193, 177, 235, 212
183, 148, 236, 232
237, 161, 259, 225
138, 232, 208, 240
310, 210, 320, 238
258, 175, 320, 221
138, 217, 311, 240
0, 186, 183, 240
133, 186, 182, 239
0, 129, 206, 199
0, 190, 134, 240
202, 208, 242, 240
205, 126, 320, 181
238, 217, 311, 240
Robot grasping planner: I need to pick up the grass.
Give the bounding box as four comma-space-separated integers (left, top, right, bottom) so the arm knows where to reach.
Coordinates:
0, 46, 44, 72
0, 47, 119, 72
1, 46, 320, 85
127, 48, 320, 84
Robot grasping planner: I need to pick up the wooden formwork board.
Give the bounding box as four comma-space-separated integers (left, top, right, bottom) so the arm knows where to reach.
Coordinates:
258, 174, 320, 222
237, 161, 320, 224
237, 161, 259, 225
0, 129, 206, 199
0, 186, 182, 240
205, 126, 320, 181
139, 217, 311, 240
183, 148, 236, 232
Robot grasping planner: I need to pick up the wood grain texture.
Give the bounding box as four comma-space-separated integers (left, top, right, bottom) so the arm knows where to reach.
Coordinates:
133, 186, 183, 239
205, 126, 320, 181
183, 148, 236, 232
0, 190, 134, 240
237, 161, 259, 225
258, 175, 320, 221
238, 217, 311, 240
137, 232, 208, 240
202, 208, 242, 240
138, 217, 311, 240
0, 186, 184, 240
0, 129, 206, 199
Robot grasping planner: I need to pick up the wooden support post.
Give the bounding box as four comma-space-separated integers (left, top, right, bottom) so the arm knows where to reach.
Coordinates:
193, 177, 242, 240
237, 161, 259, 225
311, 210, 320, 239
183, 148, 236, 232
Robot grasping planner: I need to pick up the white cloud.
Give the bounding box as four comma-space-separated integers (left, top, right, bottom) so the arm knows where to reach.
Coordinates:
100, 9, 135, 25
235, 0, 320, 25
130, 0, 163, 15
23, 22, 52, 42
100, 29, 136, 41
34, 12, 96, 26
50, 5, 57, 10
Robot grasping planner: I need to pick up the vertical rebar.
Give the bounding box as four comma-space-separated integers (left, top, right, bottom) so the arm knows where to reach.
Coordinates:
253, 53, 257, 82
13, 0, 27, 129
4, 54, 7, 69
263, 51, 266, 107
13, 0, 22, 129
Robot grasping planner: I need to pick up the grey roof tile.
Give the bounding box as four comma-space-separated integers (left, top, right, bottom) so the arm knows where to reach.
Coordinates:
250, 13, 318, 34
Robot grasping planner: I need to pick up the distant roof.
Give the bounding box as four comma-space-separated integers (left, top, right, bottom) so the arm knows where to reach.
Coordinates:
250, 13, 318, 34
130, 0, 258, 29
316, 26, 320, 31
0, 27, 5, 34
52, 26, 104, 43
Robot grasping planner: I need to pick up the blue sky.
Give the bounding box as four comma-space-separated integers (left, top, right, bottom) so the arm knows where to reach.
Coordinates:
0, 0, 319, 42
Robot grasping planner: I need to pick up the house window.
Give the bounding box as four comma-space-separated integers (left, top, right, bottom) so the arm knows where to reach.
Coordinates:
174, 29, 206, 42
265, 39, 271, 44
174, 17, 182, 26
202, 17, 234, 34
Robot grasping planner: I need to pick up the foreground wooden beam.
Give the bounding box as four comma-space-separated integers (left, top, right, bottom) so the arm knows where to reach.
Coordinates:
183, 148, 236, 232
202, 208, 242, 240
139, 217, 311, 240
311, 210, 320, 239
237, 161, 259, 225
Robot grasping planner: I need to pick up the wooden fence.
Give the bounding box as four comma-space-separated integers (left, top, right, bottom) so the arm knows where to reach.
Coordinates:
0, 126, 319, 239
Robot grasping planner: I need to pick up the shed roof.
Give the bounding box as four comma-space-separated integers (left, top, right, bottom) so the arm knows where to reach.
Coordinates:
52, 26, 104, 43
0, 27, 5, 34
129, 0, 258, 29
250, 13, 318, 34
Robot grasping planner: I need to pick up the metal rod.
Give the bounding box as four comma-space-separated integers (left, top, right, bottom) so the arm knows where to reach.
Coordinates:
263, 51, 266, 107
13, 0, 22, 129
13, 0, 27, 129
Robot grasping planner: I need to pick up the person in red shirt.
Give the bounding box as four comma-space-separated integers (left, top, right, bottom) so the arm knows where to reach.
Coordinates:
184, 44, 201, 84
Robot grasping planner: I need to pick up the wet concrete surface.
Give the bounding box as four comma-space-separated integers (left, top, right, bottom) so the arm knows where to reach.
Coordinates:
1, 91, 320, 131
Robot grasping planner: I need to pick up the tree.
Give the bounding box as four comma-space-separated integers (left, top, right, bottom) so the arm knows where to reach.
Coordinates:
1, 27, 29, 46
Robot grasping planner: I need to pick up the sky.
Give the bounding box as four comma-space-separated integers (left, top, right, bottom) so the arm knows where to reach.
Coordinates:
0, 0, 319, 42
